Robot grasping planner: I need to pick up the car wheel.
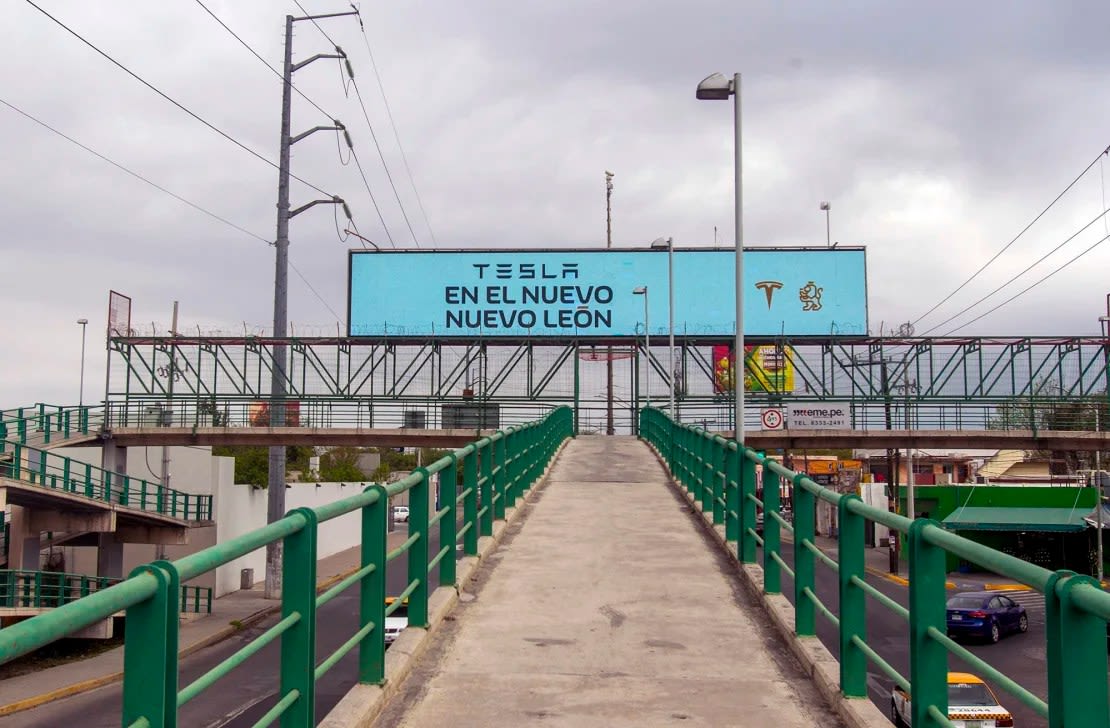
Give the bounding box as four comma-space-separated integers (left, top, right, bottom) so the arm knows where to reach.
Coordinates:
1018, 613, 1029, 633
989, 621, 1001, 643
890, 700, 907, 728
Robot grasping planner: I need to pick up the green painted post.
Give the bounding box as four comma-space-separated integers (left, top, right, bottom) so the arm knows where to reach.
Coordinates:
1044, 570, 1068, 728
33, 571, 42, 606
463, 449, 479, 555
739, 454, 757, 564
837, 495, 867, 698
701, 432, 714, 511
408, 467, 430, 628
360, 485, 388, 684
478, 440, 493, 537
122, 564, 177, 728
725, 445, 740, 542
762, 462, 781, 594
63, 409, 71, 438
493, 433, 507, 521
793, 474, 816, 636
711, 437, 725, 525
440, 455, 458, 587
502, 430, 517, 510
907, 521, 948, 728
62, 458, 70, 493
279, 508, 318, 727
1048, 574, 1110, 727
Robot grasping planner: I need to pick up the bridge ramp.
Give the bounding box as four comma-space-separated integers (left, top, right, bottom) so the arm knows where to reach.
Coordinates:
376, 435, 842, 727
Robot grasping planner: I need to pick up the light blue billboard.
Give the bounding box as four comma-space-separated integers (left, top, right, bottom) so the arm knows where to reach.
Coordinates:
348, 248, 868, 338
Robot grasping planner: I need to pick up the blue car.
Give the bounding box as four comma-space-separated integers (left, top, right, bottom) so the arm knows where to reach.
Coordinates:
946, 591, 1028, 643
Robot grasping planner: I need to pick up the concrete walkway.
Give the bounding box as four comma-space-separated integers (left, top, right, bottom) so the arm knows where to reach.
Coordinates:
375, 436, 843, 728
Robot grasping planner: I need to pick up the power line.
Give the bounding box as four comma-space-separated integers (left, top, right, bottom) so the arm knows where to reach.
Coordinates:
350, 147, 397, 247
294, 0, 422, 247
921, 206, 1110, 335
941, 230, 1110, 336
350, 79, 420, 246
1, 95, 343, 324
24, 0, 335, 198
355, 16, 437, 245
912, 143, 1110, 326
1, 96, 268, 244
194, 0, 336, 124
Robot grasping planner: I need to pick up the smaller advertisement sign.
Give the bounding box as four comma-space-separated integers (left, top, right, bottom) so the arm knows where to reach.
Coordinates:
107, 290, 132, 338
712, 345, 796, 394
787, 403, 849, 429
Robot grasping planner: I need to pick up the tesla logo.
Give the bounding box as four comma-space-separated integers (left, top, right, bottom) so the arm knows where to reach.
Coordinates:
755, 281, 783, 308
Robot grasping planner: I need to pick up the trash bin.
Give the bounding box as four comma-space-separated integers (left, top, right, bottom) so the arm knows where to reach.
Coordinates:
241, 568, 254, 590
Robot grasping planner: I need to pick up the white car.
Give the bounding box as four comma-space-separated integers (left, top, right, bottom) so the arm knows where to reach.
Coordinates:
392, 505, 410, 523
384, 598, 408, 645
891, 672, 1014, 727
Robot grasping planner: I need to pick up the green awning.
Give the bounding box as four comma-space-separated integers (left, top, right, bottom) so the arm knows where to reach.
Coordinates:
942, 506, 1089, 533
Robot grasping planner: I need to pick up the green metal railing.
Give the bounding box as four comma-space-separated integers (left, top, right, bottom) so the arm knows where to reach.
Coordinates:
641, 407, 1110, 728
0, 403, 100, 449
0, 443, 211, 521
0, 569, 213, 614
0, 406, 571, 727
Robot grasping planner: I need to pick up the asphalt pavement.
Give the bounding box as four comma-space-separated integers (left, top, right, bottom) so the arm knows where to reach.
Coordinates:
1, 529, 455, 728
769, 545, 1050, 727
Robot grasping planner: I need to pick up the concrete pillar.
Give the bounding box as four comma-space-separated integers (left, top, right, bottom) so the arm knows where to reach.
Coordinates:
101, 442, 127, 505
7, 506, 42, 570
96, 533, 124, 579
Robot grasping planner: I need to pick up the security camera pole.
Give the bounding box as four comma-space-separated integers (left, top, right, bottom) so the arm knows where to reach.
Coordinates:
267, 9, 358, 600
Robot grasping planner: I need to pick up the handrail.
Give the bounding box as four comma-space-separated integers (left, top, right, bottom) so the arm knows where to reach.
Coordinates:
0, 406, 572, 727
640, 407, 1110, 728
0, 403, 102, 448
0, 570, 213, 614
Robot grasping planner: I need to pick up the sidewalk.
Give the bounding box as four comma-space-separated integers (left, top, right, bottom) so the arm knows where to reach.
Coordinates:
372, 436, 843, 727
0, 532, 407, 716
802, 533, 1031, 592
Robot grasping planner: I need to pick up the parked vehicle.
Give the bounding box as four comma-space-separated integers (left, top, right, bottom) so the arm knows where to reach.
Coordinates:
392, 505, 410, 523
384, 597, 408, 645
891, 672, 1014, 727
946, 591, 1028, 643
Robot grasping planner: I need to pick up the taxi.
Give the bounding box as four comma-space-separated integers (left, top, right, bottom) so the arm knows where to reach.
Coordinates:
891, 672, 1014, 727
384, 596, 409, 645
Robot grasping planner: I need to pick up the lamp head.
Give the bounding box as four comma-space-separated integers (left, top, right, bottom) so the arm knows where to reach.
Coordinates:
696, 73, 733, 100
820, 201, 830, 211
650, 237, 668, 249
77, 318, 89, 325
633, 286, 647, 295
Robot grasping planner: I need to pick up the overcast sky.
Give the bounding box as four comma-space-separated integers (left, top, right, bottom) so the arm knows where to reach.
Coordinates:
4, 1, 1110, 406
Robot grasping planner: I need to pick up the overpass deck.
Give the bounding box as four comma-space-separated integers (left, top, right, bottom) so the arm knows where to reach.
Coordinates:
369, 436, 841, 727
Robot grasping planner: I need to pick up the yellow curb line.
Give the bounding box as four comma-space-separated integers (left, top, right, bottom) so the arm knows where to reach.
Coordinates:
864, 565, 956, 590
983, 583, 1032, 591
0, 563, 364, 718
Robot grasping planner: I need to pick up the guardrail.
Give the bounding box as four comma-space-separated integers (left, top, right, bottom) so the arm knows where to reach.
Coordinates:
0, 443, 212, 521
0, 406, 571, 727
640, 407, 1110, 728
0, 570, 213, 614
104, 397, 556, 432
0, 403, 101, 449
666, 397, 1109, 434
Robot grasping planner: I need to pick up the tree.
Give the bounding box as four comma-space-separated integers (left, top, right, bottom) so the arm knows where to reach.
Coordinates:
989, 382, 1110, 473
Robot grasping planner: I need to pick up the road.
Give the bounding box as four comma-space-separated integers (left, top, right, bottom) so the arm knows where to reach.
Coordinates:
772, 545, 1050, 727
2, 528, 454, 728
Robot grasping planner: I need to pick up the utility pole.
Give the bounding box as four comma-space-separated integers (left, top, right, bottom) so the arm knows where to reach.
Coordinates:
267, 10, 358, 600
605, 171, 615, 435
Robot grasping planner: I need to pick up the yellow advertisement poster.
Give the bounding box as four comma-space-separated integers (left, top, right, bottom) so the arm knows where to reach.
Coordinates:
713, 345, 796, 394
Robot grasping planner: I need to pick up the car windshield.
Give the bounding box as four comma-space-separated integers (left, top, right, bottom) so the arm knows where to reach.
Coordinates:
948, 682, 996, 706
947, 596, 986, 609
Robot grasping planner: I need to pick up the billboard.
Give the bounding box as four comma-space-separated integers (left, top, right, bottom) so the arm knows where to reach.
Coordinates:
348, 248, 867, 338
712, 345, 796, 394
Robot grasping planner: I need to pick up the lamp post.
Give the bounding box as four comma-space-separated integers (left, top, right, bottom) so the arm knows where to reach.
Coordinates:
820, 201, 831, 248
76, 318, 88, 406
651, 238, 676, 417
633, 286, 649, 407
696, 72, 744, 444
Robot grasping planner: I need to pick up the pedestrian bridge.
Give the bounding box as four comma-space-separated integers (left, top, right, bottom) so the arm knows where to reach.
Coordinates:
0, 407, 1108, 727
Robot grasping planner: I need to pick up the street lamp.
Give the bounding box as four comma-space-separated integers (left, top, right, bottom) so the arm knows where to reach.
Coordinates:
650, 237, 675, 417
76, 318, 88, 406
820, 201, 831, 248
696, 71, 744, 444
633, 286, 649, 407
